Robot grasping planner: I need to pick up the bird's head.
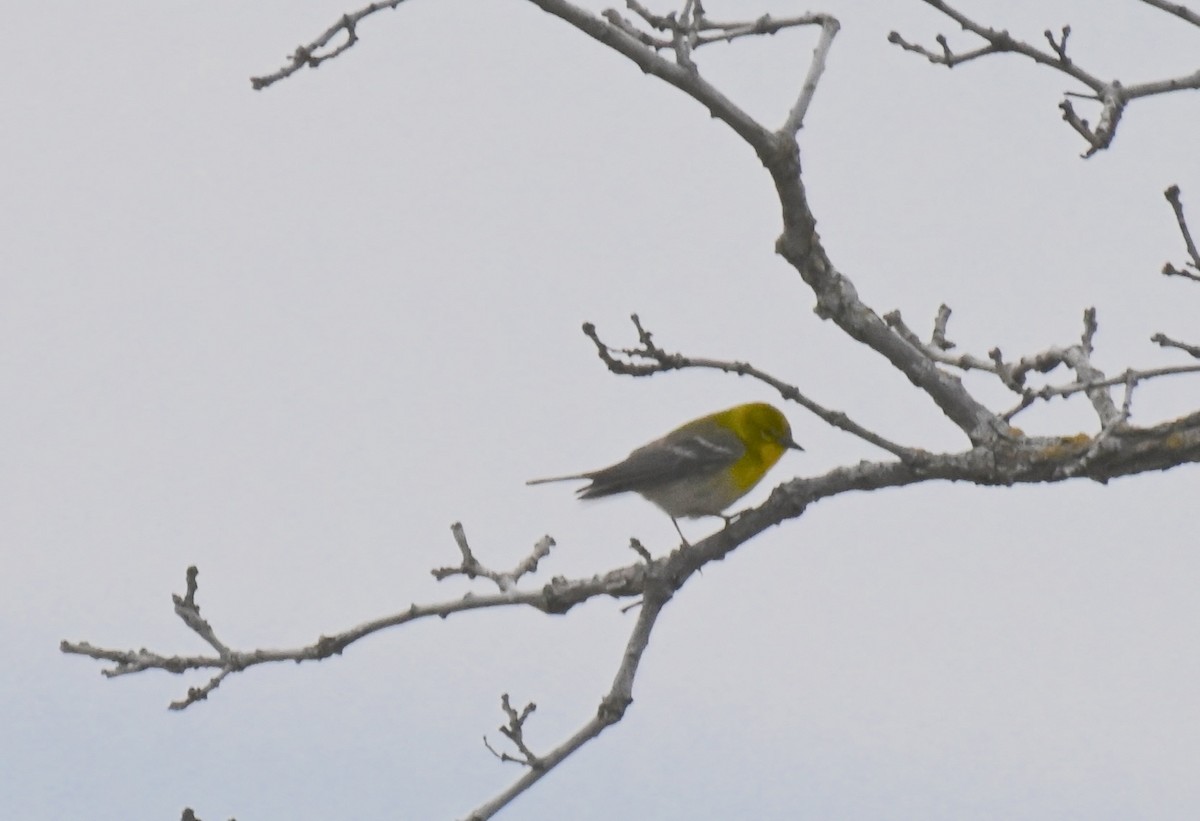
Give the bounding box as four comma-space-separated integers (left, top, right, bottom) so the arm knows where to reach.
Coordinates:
739, 402, 804, 455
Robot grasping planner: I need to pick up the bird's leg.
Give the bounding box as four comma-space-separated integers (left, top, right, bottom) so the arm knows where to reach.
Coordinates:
670, 517, 692, 548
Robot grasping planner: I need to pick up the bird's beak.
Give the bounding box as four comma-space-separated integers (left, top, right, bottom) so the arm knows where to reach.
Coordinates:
785, 437, 804, 452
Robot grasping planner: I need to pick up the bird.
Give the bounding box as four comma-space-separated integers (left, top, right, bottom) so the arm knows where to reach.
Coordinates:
527, 402, 802, 542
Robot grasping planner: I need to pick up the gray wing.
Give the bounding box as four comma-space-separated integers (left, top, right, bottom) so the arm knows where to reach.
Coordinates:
578, 426, 744, 499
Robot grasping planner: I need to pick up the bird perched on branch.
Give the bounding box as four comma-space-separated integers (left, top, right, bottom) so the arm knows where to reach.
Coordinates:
528, 402, 802, 541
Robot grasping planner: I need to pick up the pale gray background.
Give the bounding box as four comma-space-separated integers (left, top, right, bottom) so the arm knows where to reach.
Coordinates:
4, 1, 1199, 818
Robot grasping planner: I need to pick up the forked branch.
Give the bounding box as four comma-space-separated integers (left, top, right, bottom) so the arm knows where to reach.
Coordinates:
69, 2, 1200, 819
890, 0, 1200, 156
250, 1, 413, 90
1163, 185, 1200, 280
582, 314, 917, 460
886, 305, 1200, 424
62, 409, 1200, 813
61, 531, 646, 710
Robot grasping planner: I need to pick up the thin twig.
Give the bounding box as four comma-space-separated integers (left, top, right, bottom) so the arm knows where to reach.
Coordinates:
780, 15, 840, 134
63, 556, 650, 709
1027, 363, 1200, 401
432, 523, 556, 592
583, 315, 917, 460
1163, 185, 1200, 278
483, 694, 544, 768
887, 0, 1200, 155
461, 566, 675, 820
1055, 372, 1135, 478
884, 308, 1066, 397
886, 31, 1001, 67
250, 1, 412, 90
1151, 333, 1200, 359
1138, 0, 1200, 29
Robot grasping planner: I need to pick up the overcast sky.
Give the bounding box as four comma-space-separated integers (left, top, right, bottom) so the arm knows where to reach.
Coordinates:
5, 1, 1200, 819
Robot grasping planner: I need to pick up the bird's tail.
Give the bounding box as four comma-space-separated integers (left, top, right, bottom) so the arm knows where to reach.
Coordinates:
526, 474, 589, 486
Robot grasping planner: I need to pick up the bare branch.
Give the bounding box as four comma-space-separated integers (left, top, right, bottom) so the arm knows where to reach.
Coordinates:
884, 308, 1064, 397
528, 0, 774, 149
886, 30, 1002, 68
250, 1, 411, 90
1058, 91, 1124, 158
1162, 266, 1200, 283
621, 0, 834, 54
432, 523, 555, 592
496, 694, 541, 766
483, 694, 544, 769
761, 162, 1002, 443
600, 9, 670, 49
1044, 25, 1071, 63
171, 566, 229, 658
884, 305, 1200, 428
1120, 68, 1200, 99
625, 0, 674, 32
60, 567, 244, 709
170, 669, 233, 711
582, 315, 919, 460
1055, 372, 1135, 479
63, 551, 650, 709
930, 304, 954, 351
885, 308, 1010, 380
1064, 308, 1122, 425
65, 410, 1200, 813
1138, 0, 1200, 29
1152, 333, 1200, 359
1163, 185, 1200, 279
780, 15, 840, 134
628, 537, 653, 563
890, 0, 1200, 156
1022, 363, 1200, 403
891, 1, 1101, 85
600, 125, 1000, 443
468, 434, 1200, 821
86, 5, 1200, 819
668, 0, 698, 73
694, 11, 829, 46
462, 563, 674, 820
253, 0, 996, 442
